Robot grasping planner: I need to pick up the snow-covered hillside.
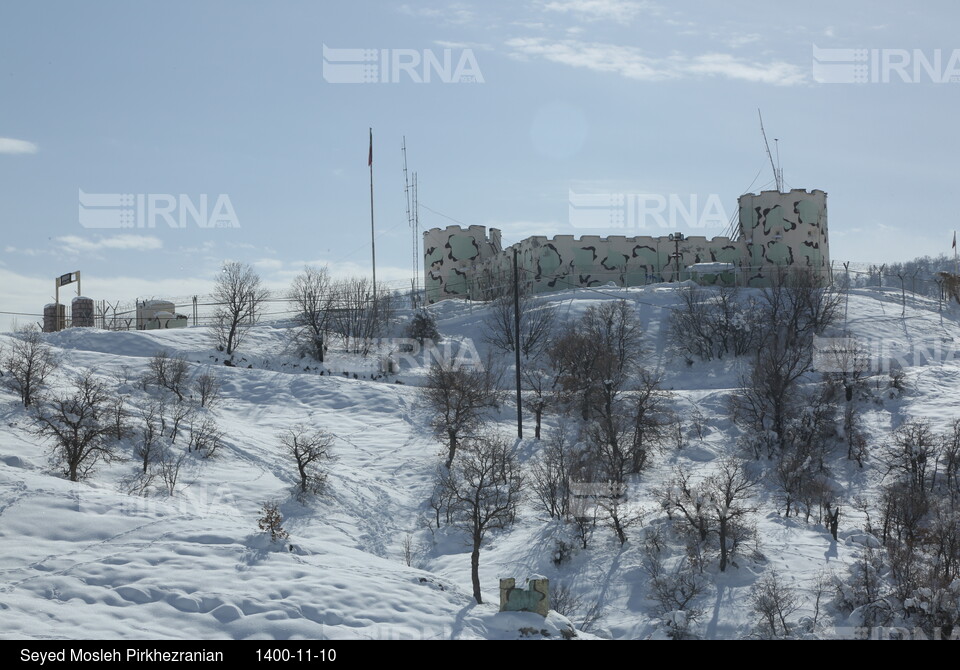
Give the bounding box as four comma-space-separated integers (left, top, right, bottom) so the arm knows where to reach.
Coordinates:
1, 283, 958, 640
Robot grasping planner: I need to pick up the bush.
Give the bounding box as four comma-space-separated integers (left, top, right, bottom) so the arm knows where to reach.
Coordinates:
258, 501, 289, 543
406, 310, 440, 347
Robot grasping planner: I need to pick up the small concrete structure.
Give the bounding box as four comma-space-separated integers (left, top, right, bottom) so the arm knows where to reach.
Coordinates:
43, 303, 65, 333
71, 296, 95, 327
500, 578, 549, 617
137, 300, 188, 330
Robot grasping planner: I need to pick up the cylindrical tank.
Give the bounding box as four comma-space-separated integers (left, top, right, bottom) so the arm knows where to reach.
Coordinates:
71, 296, 94, 327
43, 303, 65, 333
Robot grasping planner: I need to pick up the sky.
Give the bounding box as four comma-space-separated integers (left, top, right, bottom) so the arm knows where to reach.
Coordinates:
2, 0, 960, 330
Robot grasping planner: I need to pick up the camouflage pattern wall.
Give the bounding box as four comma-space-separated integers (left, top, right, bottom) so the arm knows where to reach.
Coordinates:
424, 189, 828, 303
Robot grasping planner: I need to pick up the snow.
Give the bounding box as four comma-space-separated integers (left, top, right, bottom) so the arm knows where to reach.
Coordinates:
1, 283, 958, 639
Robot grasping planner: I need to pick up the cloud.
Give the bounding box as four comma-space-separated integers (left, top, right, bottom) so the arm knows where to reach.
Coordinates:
55, 235, 164, 254
724, 33, 762, 49
434, 39, 493, 51
505, 37, 808, 85
397, 3, 475, 25
0, 137, 38, 155
253, 258, 285, 272
540, 0, 654, 24
4, 245, 42, 257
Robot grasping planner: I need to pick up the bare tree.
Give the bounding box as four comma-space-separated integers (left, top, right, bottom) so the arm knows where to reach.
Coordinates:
625, 370, 673, 473
34, 372, 120, 481
437, 434, 523, 603
145, 350, 190, 401
885, 419, 939, 498
731, 329, 813, 458
670, 286, 760, 362
596, 479, 642, 546
529, 426, 576, 519
706, 458, 758, 572
520, 357, 556, 440
289, 265, 333, 361
212, 261, 269, 356
659, 459, 757, 572
109, 395, 129, 441
329, 277, 395, 355
193, 371, 221, 408
942, 418, 960, 495
551, 300, 643, 423
187, 415, 224, 458
784, 266, 843, 337
658, 466, 712, 548
2, 327, 59, 408
483, 291, 556, 360
422, 361, 499, 468
749, 571, 801, 639
643, 551, 706, 625
136, 398, 164, 474
156, 443, 186, 495
280, 424, 335, 496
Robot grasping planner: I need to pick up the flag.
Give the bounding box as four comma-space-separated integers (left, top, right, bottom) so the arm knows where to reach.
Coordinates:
953, 231, 956, 249
368, 128, 373, 167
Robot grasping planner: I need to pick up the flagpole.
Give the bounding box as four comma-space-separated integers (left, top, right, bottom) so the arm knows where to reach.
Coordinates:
369, 128, 377, 302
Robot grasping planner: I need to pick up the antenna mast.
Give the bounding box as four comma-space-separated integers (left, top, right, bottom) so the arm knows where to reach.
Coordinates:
402, 137, 420, 307
758, 109, 783, 192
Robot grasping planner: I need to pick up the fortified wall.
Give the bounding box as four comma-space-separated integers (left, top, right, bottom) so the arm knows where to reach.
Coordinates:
424, 189, 828, 303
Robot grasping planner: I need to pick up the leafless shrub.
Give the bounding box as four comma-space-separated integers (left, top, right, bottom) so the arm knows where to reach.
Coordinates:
280, 424, 335, 496
749, 570, 801, 639
644, 553, 706, 624
2, 327, 59, 408
34, 372, 120, 481
289, 265, 334, 361
213, 261, 270, 357
530, 426, 576, 520
329, 277, 395, 355
670, 286, 761, 362
483, 291, 556, 361
422, 361, 500, 468
156, 443, 186, 495
145, 350, 191, 402
193, 371, 221, 408
188, 415, 224, 458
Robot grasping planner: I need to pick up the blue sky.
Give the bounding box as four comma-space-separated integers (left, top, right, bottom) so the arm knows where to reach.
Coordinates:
2, 0, 959, 329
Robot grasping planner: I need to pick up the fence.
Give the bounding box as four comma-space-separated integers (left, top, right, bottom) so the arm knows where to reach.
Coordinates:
2, 263, 957, 333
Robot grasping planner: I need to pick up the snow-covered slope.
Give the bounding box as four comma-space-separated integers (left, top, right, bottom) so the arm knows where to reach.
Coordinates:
1, 283, 957, 639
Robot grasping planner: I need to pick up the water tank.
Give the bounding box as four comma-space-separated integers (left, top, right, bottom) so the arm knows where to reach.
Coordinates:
138, 300, 176, 330
43, 303, 65, 333
71, 296, 94, 327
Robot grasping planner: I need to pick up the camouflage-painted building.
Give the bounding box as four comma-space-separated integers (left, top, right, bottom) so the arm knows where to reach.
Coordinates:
424, 189, 829, 304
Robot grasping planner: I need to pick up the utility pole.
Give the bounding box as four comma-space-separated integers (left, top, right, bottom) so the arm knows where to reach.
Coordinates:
668, 232, 685, 282
513, 248, 522, 439
369, 128, 377, 303
843, 261, 850, 325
